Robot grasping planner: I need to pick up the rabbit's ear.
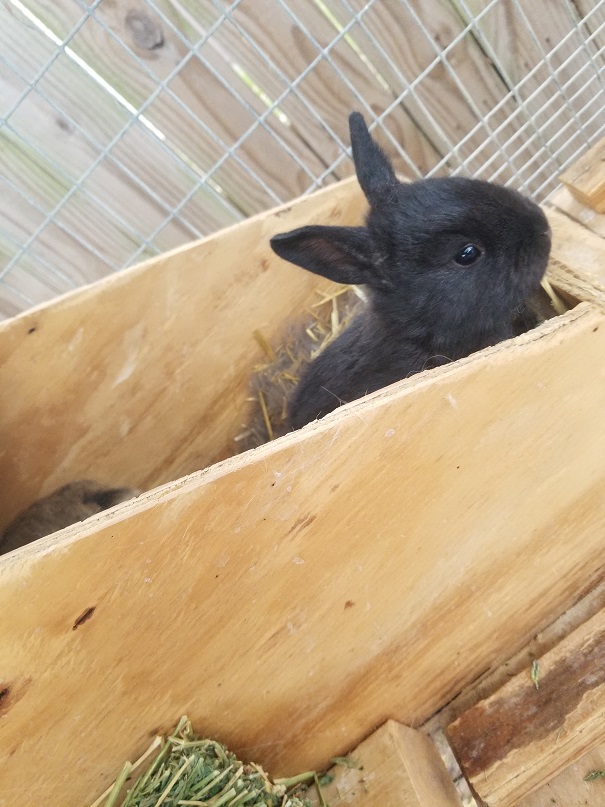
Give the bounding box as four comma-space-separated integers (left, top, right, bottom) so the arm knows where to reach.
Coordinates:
349, 112, 396, 203
271, 225, 384, 286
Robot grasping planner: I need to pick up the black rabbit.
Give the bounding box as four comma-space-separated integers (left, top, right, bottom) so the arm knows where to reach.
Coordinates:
270, 112, 552, 430
0, 480, 140, 554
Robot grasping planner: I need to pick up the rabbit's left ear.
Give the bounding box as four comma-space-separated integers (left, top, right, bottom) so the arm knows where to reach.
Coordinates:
349, 112, 397, 204
270, 225, 389, 287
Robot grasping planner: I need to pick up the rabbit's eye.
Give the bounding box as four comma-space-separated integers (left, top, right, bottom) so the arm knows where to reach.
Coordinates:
454, 244, 482, 266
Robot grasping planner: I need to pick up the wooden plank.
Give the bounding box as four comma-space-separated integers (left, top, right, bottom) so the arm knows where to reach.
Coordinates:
0, 6, 230, 310
546, 206, 605, 290
151, 0, 337, 186
1, 303, 605, 805
448, 606, 605, 806
548, 187, 605, 241
560, 136, 605, 213
423, 578, 605, 739
307, 721, 462, 806
0, 8, 206, 252
521, 742, 605, 807
37, 54, 238, 237
0, 177, 366, 530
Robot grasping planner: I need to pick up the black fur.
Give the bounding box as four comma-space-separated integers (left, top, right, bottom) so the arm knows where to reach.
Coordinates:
270, 112, 552, 430
0, 481, 139, 553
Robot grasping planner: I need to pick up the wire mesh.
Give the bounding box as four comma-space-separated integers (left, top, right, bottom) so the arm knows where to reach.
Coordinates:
0, 0, 604, 318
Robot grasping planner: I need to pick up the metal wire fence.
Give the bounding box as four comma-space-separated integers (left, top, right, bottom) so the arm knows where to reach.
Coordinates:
0, 0, 604, 318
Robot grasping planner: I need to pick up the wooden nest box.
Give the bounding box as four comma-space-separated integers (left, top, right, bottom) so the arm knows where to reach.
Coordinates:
2, 148, 605, 807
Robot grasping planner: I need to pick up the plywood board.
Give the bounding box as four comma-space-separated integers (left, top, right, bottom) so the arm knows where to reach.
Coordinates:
423, 578, 605, 740
1, 303, 605, 805
0, 177, 366, 530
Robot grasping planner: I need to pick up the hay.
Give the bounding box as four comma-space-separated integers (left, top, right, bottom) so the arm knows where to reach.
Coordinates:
90, 717, 322, 807
235, 285, 365, 452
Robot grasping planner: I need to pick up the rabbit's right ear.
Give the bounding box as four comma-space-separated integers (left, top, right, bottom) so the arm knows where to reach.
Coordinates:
271, 225, 387, 286
349, 112, 397, 203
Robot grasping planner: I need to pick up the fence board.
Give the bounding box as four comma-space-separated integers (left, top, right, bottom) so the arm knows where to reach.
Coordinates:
0, 5, 237, 305
230, 0, 442, 177
458, 0, 601, 194
2, 0, 604, 318
0, 179, 106, 292
3, 5, 238, 230
151, 0, 336, 186
317, 0, 521, 182
21, 0, 327, 212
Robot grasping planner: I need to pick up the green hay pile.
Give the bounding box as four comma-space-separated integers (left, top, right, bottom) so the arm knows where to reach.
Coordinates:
90, 717, 323, 807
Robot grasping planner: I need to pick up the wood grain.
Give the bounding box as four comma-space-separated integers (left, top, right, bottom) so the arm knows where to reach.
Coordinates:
520, 742, 605, 807
458, 0, 600, 193
337, 0, 516, 181
548, 187, 605, 241
547, 206, 605, 289
449, 606, 605, 806
307, 721, 462, 806
560, 136, 605, 213
423, 578, 605, 740
1, 303, 605, 805
22, 0, 322, 213
0, 6, 217, 247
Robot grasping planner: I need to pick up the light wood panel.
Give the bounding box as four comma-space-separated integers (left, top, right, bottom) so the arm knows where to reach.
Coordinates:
458, 0, 599, 192
548, 187, 605, 241
21, 0, 322, 212
0, 177, 365, 529
332, 0, 516, 180
560, 136, 605, 213
1, 303, 605, 805
547, 206, 605, 289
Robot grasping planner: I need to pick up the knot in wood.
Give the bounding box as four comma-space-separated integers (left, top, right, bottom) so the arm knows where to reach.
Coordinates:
125, 10, 164, 51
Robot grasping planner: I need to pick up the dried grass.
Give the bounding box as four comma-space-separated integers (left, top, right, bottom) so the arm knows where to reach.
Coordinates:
89, 717, 319, 807
234, 285, 364, 452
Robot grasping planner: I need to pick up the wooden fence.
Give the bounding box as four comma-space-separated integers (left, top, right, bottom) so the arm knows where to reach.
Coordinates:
1, 0, 604, 318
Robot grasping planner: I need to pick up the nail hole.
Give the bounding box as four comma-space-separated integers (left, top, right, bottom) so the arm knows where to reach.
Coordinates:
27, 326, 37, 334
72, 606, 96, 630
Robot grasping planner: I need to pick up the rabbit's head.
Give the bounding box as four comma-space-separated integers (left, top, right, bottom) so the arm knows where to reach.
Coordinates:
271, 112, 551, 351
